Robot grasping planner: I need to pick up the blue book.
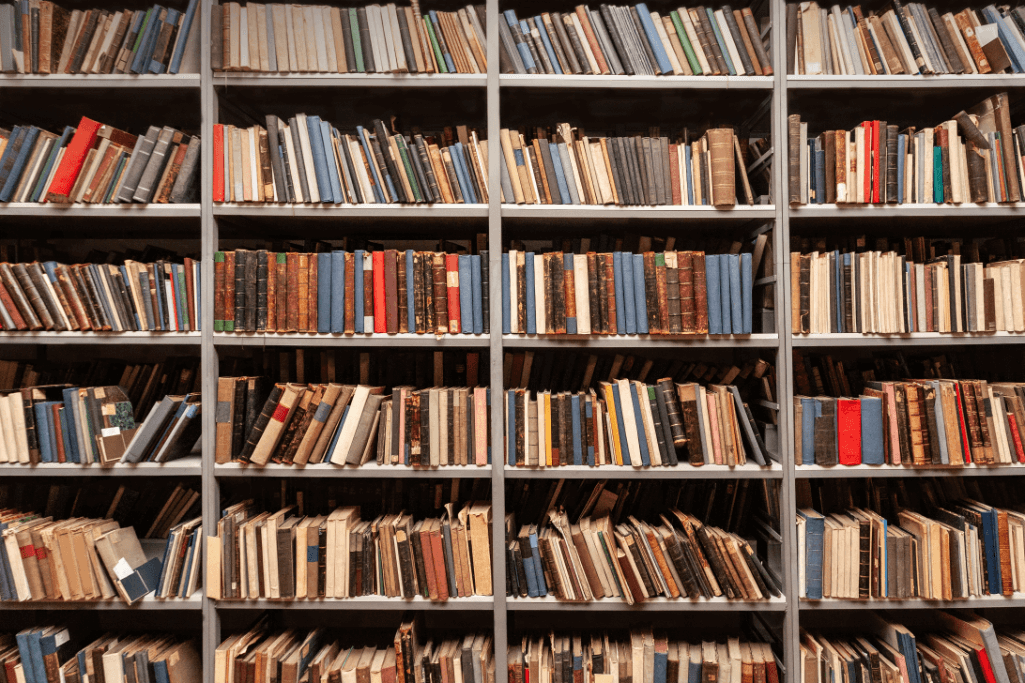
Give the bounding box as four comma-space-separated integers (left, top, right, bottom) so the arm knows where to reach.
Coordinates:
34, 402, 53, 463
451, 142, 478, 204
533, 15, 563, 73
524, 253, 536, 335
173, 264, 186, 329
798, 508, 825, 599
705, 7, 736, 74
622, 254, 636, 334
612, 252, 626, 334
687, 655, 701, 683
470, 255, 483, 334
800, 397, 818, 465
984, 6, 1025, 72
684, 145, 695, 205
897, 134, 906, 204
148, 8, 180, 72
860, 396, 884, 465
459, 255, 473, 334
405, 250, 415, 332
0, 126, 38, 202
934, 146, 943, 203
505, 11, 536, 71
507, 390, 516, 466
740, 252, 752, 334
15, 631, 36, 683
168, 0, 199, 73
528, 531, 547, 595
807, 141, 817, 203
815, 146, 826, 203
653, 642, 668, 683
635, 4, 673, 73
58, 406, 73, 465
152, 260, 165, 331
585, 397, 595, 465
706, 254, 722, 334
153, 660, 172, 683
721, 254, 734, 334
317, 253, 331, 333
982, 506, 1002, 594
305, 116, 333, 203
929, 382, 949, 464
521, 548, 540, 597
356, 126, 387, 203
573, 651, 584, 683
0, 522, 13, 600
120, 265, 142, 328
502, 253, 511, 334
632, 254, 648, 334
31, 126, 73, 202
570, 394, 582, 465
131, 6, 166, 73
612, 383, 631, 465
330, 251, 346, 333
548, 144, 572, 204
321, 121, 344, 203
629, 384, 650, 466
27, 627, 45, 683
564, 254, 577, 334
61, 387, 81, 464
354, 250, 365, 333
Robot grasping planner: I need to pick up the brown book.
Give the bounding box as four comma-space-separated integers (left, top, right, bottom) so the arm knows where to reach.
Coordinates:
285, 252, 299, 332
308, 254, 318, 333
344, 252, 356, 333
432, 252, 448, 334
655, 253, 669, 335
788, 115, 801, 204
215, 376, 237, 464
955, 11, 991, 73
692, 252, 708, 334
249, 383, 305, 466
265, 251, 277, 333
297, 253, 310, 332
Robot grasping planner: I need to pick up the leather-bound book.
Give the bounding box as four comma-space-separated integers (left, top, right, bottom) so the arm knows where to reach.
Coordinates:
275, 253, 287, 331
384, 249, 399, 333
550, 252, 566, 334
297, 253, 310, 332
787, 115, 801, 204
239, 383, 283, 461
47, 4, 70, 73
585, 253, 601, 334
658, 378, 688, 453
398, 251, 409, 333
421, 251, 434, 333
602, 253, 617, 333
665, 253, 682, 334
655, 253, 669, 334
813, 396, 838, 465
595, 253, 608, 334
954, 11, 990, 73
678, 251, 695, 333
308, 254, 317, 333
432, 252, 448, 334
642, 252, 658, 333
255, 250, 268, 331
265, 251, 277, 333
706, 128, 736, 206
691, 252, 708, 334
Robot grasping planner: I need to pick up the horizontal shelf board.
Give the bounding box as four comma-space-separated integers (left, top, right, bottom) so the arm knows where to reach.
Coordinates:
504, 465, 782, 479
0, 457, 201, 476
213, 333, 489, 347
0, 593, 203, 610
2, 203, 202, 217
507, 596, 786, 611
216, 463, 491, 477
503, 334, 779, 349
502, 205, 775, 220
792, 333, 1025, 347
801, 596, 1025, 609
214, 73, 486, 87
788, 74, 1025, 89
798, 464, 1025, 478
213, 204, 488, 218
501, 74, 774, 89
789, 204, 1025, 218
0, 332, 201, 345
216, 596, 494, 610
0, 74, 201, 88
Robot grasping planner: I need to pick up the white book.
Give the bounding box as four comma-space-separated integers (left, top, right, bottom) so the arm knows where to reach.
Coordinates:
231, 126, 244, 202
714, 9, 745, 75
799, 121, 808, 203
322, 6, 339, 72
616, 379, 642, 467
307, 5, 328, 71
369, 5, 389, 72
348, 138, 376, 203
239, 6, 250, 69
533, 254, 546, 334
8, 394, 27, 464
536, 392, 546, 467
294, 114, 321, 203
573, 254, 590, 334
248, 127, 260, 203
283, 3, 298, 71
509, 249, 519, 334
388, 4, 407, 72
429, 388, 440, 467
329, 386, 373, 464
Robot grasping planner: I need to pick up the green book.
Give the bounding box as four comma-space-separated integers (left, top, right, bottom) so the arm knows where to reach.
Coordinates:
214, 251, 225, 331
395, 137, 423, 203
132, 8, 154, 54
670, 11, 702, 75
177, 267, 189, 330
349, 8, 364, 72
934, 145, 943, 204
423, 16, 447, 73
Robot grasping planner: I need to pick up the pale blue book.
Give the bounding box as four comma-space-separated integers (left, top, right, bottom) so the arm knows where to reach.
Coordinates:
613, 252, 626, 334
548, 144, 572, 204
800, 397, 818, 465
406, 250, 415, 332
741, 252, 752, 334
632, 254, 648, 334
860, 396, 885, 465
317, 253, 331, 333
459, 255, 473, 334
534, 14, 563, 73
706, 254, 722, 334
331, 251, 345, 333
564, 253, 577, 334
471, 255, 483, 334
622, 253, 636, 334
305, 116, 333, 203
321, 121, 344, 203
354, 250, 364, 333
719, 254, 733, 334
635, 3, 672, 73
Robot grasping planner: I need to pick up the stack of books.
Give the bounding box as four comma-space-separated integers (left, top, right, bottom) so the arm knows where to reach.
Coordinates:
788, 92, 1022, 205
508, 633, 779, 683
0, 630, 200, 682
218, 380, 490, 467
213, 2, 486, 74
210, 499, 494, 600
501, 4, 772, 76
0, 0, 199, 74
0, 117, 199, 205
499, 124, 754, 206
215, 248, 488, 335
505, 377, 770, 467
790, 248, 1025, 334
789, 2, 1025, 75
212, 117, 487, 204
0, 507, 201, 603
216, 617, 493, 683
502, 249, 756, 336
0, 257, 201, 333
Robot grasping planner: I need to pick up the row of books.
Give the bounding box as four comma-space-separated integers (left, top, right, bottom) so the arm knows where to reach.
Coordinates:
802, 611, 1018, 683
788, 2, 1025, 76
213, 2, 486, 74
791, 250, 1025, 334
212, 117, 487, 204
209, 500, 494, 600
0, 511, 201, 603
0, 258, 201, 332
2, 630, 200, 683
214, 249, 488, 334
500, 4, 772, 77
502, 250, 756, 336
0, 117, 199, 205
508, 505, 780, 602
217, 618, 493, 683
499, 125, 754, 206
0, 355, 201, 402
219, 380, 491, 467
788, 93, 1022, 205
512, 635, 778, 683
0, 0, 198, 74
505, 378, 769, 468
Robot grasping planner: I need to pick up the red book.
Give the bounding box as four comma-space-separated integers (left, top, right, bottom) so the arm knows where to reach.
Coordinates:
52, 404, 66, 462
445, 253, 460, 334
837, 398, 862, 465
213, 124, 225, 202
45, 116, 102, 203
872, 121, 881, 203
1008, 411, 1025, 463
974, 644, 998, 683
954, 382, 972, 464
373, 251, 386, 333
183, 257, 196, 332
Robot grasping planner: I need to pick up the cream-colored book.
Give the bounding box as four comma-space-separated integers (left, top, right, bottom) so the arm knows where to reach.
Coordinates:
238, 5, 250, 70
650, 11, 683, 74
322, 6, 339, 72
331, 7, 347, 71
295, 114, 321, 202
800, 2, 823, 74
271, 4, 289, 70
253, 4, 269, 71
404, 6, 425, 71
387, 4, 407, 72
289, 5, 307, 71
303, 5, 324, 71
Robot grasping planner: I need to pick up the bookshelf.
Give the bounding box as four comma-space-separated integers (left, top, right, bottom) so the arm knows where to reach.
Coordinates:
10, 0, 1025, 679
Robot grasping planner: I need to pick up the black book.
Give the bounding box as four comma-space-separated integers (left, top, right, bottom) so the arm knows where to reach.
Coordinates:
233, 249, 247, 330
357, 7, 376, 72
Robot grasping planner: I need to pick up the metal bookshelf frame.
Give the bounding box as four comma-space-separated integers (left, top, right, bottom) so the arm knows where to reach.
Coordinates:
6, 2, 1025, 680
